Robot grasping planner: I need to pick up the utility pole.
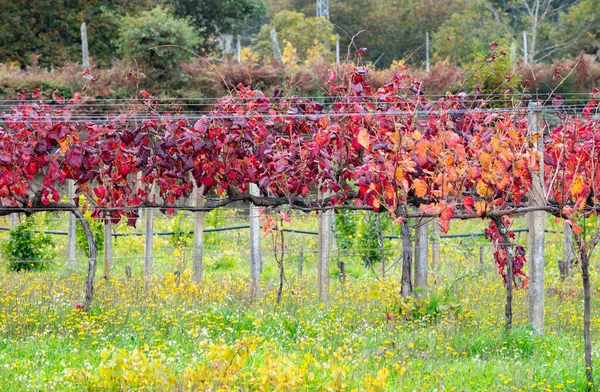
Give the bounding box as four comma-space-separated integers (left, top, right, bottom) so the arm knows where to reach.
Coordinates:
523, 31, 528, 64
316, 0, 329, 18
269, 29, 283, 66
81, 22, 90, 68
425, 32, 430, 72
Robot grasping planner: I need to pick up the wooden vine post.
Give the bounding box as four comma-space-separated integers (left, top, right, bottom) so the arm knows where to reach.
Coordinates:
527, 102, 545, 335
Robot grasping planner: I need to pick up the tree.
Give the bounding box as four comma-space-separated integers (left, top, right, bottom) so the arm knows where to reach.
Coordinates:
485, 0, 596, 62
0, 0, 153, 68
170, 0, 267, 52
253, 11, 336, 63
331, 0, 466, 68
262, 0, 465, 68
432, 1, 514, 66
552, 0, 600, 59
115, 6, 201, 90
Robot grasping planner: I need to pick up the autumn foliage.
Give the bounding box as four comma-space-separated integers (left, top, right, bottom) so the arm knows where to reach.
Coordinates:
0, 63, 599, 289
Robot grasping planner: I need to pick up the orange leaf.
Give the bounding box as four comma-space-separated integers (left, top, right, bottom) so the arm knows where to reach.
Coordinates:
59, 138, 70, 155
479, 151, 493, 168
476, 179, 494, 197
358, 128, 369, 149
491, 136, 502, 152
474, 201, 489, 215
413, 178, 428, 198
468, 166, 480, 180
372, 198, 381, 210
572, 223, 582, 236
395, 167, 404, 182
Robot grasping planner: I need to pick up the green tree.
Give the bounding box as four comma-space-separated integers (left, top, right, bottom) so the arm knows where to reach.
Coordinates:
253, 11, 336, 63
432, 2, 514, 66
0, 0, 154, 68
551, 0, 600, 59
115, 6, 201, 90
487, 0, 592, 62
170, 0, 267, 52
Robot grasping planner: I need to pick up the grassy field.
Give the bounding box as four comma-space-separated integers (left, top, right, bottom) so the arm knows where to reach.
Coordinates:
0, 212, 597, 391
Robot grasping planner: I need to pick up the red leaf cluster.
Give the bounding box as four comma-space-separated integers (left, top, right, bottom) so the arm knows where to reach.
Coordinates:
2, 63, 600, 289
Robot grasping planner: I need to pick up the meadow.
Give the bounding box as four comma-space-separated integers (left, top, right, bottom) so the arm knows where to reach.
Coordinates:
0, 212, 596, 391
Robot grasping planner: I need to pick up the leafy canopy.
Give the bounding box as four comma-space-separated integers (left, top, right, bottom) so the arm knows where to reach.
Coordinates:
115, 6, 201, 88
253, 11, 336, 63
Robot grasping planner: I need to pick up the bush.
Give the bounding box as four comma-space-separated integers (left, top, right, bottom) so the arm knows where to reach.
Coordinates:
463, 49, 522, 96
357, 213, 390, 267
115, 6, 201, 91
2, 216, 55, 271
171, 211, 193, 249
76, 212, 104, 257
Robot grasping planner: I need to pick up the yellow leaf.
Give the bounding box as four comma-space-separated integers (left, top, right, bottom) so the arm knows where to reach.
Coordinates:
572, 174, 584, 197
395, 167, 404, 182
358, 128, 369, 148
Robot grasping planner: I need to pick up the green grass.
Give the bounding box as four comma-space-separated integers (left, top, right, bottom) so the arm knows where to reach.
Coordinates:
0, 212, 596, 391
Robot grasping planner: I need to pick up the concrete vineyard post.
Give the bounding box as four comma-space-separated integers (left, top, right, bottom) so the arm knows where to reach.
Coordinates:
249, 183, 262, 298
414, 217, 429, 296
527, 101, 545, 335
193, 186, 205, 283
81, 22, 90, 68
67, 180, 77, 269
431, 220, 440, 271
144, 207, 154, 289
103, 222, 112, 277
318, 199, 333, 302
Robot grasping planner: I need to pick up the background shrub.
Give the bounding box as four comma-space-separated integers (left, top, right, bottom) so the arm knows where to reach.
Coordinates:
2, 216, 55, 271
115, 6, 201, 91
